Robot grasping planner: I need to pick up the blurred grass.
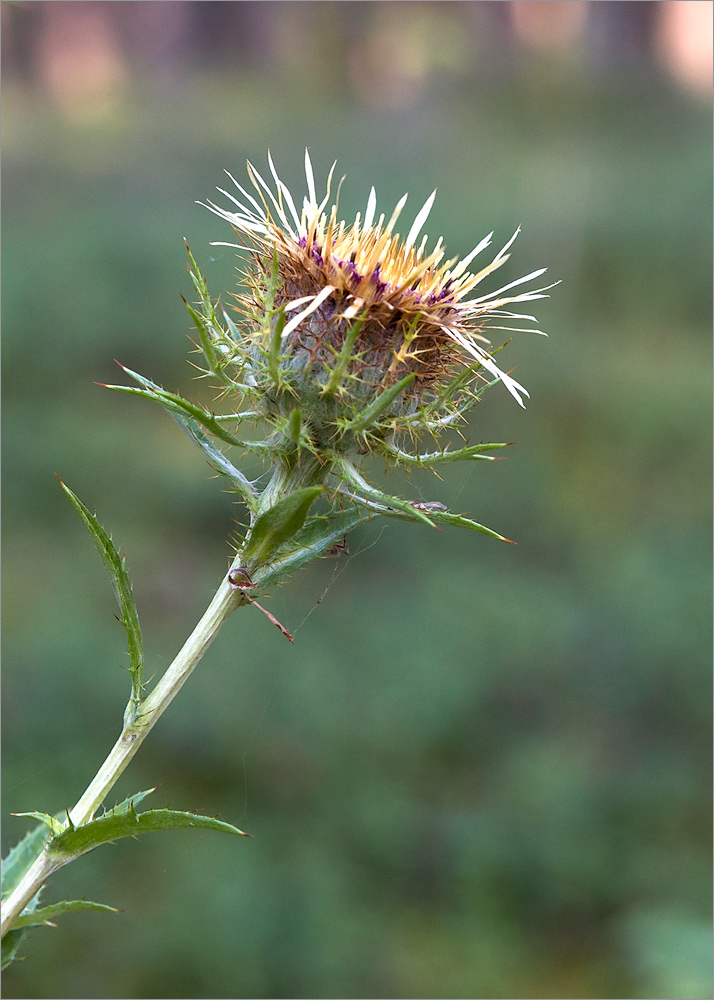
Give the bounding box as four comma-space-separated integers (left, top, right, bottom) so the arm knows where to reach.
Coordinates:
2, 13, 712, 999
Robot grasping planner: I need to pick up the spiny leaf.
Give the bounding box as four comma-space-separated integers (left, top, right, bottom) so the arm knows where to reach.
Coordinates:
2, 792, 154, 900
102, 788, 156, 816
183, 298, 221, 376
47, 807, 250, 865
12, 899, 119, 930
182, 240, 227, 380
424, 508, 514, 543
242, 486, 324, 569
383, 440, 513, 466
184, 239, 213, 309
58, 482, 143, 706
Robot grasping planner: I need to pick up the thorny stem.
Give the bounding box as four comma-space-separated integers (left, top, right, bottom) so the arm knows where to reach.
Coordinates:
1, 564, 244, 938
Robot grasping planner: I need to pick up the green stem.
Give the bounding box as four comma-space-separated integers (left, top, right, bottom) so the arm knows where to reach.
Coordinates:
2, 458, 332, 938
1, 564, 244, 939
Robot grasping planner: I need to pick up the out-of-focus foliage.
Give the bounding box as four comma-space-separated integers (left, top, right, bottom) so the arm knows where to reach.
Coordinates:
2, 3, 711, 998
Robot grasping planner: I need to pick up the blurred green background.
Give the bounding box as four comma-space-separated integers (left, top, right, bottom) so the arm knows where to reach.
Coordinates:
2, 3, 712, 998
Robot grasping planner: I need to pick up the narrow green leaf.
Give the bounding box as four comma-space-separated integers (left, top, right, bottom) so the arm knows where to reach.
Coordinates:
183, 242, 239, 385
321, 312, 366, 396
343, 372, 416, 435
184, 239, 212, 306
58, 482, 143, 705
47, 807, 249, 864
267, 306, 286, 384
252, 508, 365, 589
183, 297, 221, 376
286, 408, 302, 447
423, 509, 513, 543
242, 486, 324, 568
213, 410, 261, 424
383, 440, 512, 466
13, 899, 119, 930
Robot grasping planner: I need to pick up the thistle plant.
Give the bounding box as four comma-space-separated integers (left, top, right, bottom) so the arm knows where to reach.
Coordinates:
1, 152, 555, 967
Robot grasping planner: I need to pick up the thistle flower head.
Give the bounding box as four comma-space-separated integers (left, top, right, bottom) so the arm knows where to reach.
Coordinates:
109, 154, 555, 580
204, 152, 553, 439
